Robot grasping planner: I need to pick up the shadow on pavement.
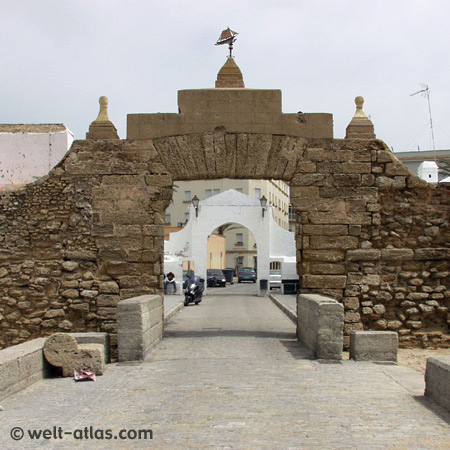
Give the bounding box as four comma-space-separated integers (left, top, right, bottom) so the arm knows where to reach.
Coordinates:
164, 329, 296, 339
279, 338, 313, 360
413, 395, 450, 425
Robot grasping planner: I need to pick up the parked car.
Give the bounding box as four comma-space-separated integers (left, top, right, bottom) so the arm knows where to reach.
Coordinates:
269, 270, 282, 290
207, 269, 226, 287
238, 267, 257, 283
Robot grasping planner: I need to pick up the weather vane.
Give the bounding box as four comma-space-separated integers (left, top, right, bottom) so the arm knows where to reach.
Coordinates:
215, 27, 239, 58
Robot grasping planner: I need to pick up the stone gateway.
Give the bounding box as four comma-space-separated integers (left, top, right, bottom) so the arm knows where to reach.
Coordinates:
0, 61, 449, 357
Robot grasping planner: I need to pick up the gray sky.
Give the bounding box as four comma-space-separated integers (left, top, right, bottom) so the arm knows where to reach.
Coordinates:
1, 0, 450, 152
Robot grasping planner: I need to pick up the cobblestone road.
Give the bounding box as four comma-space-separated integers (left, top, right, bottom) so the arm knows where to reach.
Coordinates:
1, 284, 449, 449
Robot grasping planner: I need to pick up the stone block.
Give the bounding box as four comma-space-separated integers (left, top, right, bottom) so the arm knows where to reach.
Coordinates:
302, 274, 347, 289
350, 331, 398, 361
43, 333, 105, 377
69, 332, 111, 363
414, 248, 450, 261
347, 249, 381, 261
425, 356, 450, 411
381, 248, 414, 261
297, 293, 344, 360
309, 236, 358, 250
117, 295, 163, 362
303, 249, 346, 263
0, 338, 51, 399
302, 224, 348, 236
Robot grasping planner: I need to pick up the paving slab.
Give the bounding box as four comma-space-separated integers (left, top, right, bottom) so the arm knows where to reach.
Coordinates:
1, 284, 449, 449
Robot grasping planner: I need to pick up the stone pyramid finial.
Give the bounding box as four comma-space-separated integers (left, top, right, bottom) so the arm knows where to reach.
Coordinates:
215, 57, 245, 88
345, 96, 376, 140
86, 96, 120, 140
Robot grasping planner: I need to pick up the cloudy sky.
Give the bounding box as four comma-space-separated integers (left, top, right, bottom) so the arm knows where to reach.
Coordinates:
1, 0, 449, 153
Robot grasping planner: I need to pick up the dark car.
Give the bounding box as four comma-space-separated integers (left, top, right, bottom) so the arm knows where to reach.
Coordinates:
238, 267, 257, 283
207, 269, 226, 287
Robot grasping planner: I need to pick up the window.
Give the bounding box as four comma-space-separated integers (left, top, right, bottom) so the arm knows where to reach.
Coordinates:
213, 189, 220, 196
164, 214, 171, 225
205, 189, 212, 198
236, 188, 243, 193
289, 205, 296, 220
184, 191, 191, 201
236, 233, 243, 244
254, 188, 261, 199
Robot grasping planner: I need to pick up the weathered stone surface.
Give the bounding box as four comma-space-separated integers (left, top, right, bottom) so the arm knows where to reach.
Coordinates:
381, 248, 414, 261
0, 132, 449, 354
302, 275, 347, 289
62, 261, 79, 272
43, 333, 105, 376
43, 309, 65, 319
297, 293, 343, 360
303, 250, 346, 263
99, 281, 119, 294
414, 248, 450, 261
117, 295, 163, 362
347, 249, 381, 261
425, 356, 450, 411
309, 236, 358, 250
350, 331, 398, 361
61, 289, 79, 299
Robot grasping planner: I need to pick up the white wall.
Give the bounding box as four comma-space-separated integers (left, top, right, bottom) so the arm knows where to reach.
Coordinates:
418, 161, 439, 183
164, 190, 298, 296
0, 125, 73, 185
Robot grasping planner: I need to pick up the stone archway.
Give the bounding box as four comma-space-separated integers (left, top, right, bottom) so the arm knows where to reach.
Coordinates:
0, 120, 449, 355
165, 189, 296, 296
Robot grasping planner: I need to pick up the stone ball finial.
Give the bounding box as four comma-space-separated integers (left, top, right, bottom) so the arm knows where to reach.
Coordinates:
345, 94, 376, 139
95, 96, 110, 122
355, 96, 364, 109
353, 96, 368, 119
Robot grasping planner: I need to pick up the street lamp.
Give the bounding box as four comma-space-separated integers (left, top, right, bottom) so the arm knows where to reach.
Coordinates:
192, 195, 200, 217
260, 195, 267, 218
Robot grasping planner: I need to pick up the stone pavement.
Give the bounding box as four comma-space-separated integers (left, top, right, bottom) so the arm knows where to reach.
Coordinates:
164, 293, 184, 323
1, 284, 450, 449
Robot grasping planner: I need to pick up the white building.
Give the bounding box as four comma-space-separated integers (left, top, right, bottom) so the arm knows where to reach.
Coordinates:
0, 124, 74, 186
164, 189, 298, 296
165, 178, 291, 271
394, 149, 450, 182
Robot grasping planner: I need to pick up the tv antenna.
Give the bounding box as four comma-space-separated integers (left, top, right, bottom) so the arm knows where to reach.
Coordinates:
410, 83, 435, 151
215, 27, 239, 58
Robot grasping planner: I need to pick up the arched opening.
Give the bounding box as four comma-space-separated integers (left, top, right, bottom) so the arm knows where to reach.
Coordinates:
207, 222, 258, 296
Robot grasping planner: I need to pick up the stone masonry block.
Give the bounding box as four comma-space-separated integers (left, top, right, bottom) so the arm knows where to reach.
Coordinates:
297, 293, 344, 360
425, 356, 450, 412
381, 248, 414, 261
117, 295, 163, 362
302, 275, 347, 289
0, 338, 51, 399
350, 331, 398, 362
43, 333, 105, 376
69, 332, 111, 363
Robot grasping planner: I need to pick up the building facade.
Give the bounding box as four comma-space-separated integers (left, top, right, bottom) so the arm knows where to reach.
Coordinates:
0, 124, 74, 187
165, 178, 290, 271
394, 149, 450, 182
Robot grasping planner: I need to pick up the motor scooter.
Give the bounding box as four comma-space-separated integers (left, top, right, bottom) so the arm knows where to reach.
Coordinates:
184, 275, 205, 306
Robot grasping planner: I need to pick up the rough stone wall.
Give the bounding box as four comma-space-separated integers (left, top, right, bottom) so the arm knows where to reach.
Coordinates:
0, 132, 449, 354
292, 138, 450, 348
0, 139, 173, 357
